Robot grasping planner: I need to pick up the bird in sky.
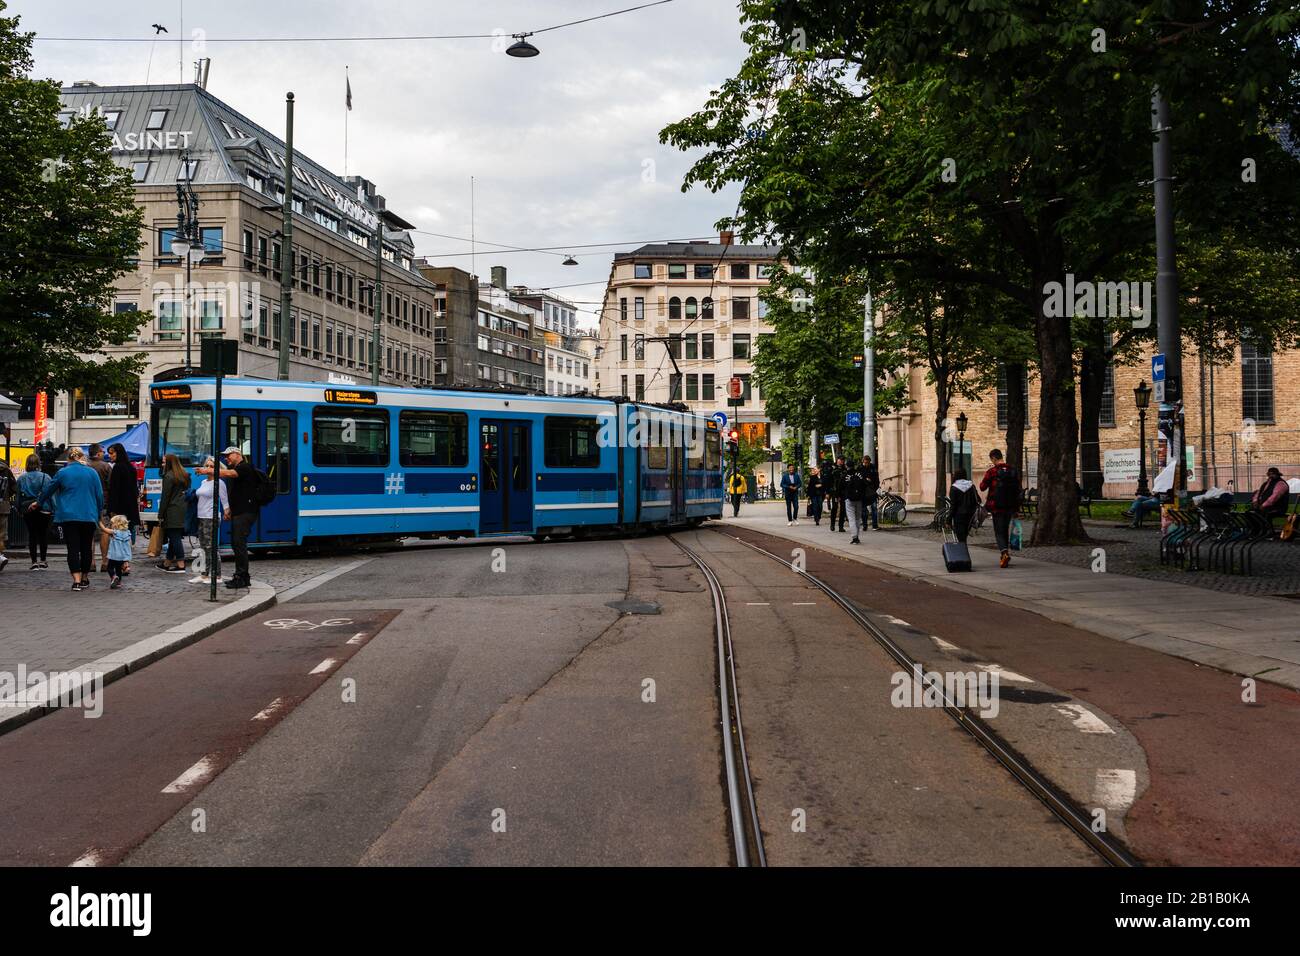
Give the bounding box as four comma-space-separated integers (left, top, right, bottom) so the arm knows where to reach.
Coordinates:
151, 24, 168, 34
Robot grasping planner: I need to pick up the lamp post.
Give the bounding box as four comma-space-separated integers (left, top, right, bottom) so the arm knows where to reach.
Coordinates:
173, 152, 202, 369
1135, 380, 1152, 497
955, 411, 968, 476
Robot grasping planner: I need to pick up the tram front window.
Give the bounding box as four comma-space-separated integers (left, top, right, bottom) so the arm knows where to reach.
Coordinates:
154, 405, 212, 466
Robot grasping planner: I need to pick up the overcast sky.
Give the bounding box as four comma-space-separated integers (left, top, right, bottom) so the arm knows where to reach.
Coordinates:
13, 0, 748, 327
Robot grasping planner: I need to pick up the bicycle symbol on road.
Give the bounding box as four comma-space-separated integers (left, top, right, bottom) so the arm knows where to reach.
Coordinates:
263, 618, 354, 631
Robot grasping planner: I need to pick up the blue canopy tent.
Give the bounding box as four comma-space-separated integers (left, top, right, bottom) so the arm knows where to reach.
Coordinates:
79, 421, 149, 460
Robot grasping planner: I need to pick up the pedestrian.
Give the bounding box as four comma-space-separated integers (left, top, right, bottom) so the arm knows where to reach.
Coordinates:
979, 448, 1022, 568
727, 469, 748, 517
844, 456, 867, 543
1251, 467, 1289, 520
106, 443, 140, 575
947, 468, 981, 543
156, 452, 191, 574
862, 454, 881, 531
780, 462, 802, 525
16, 454, 52, 570
191, 456, 230, 584
806, 466, 826, 526
38, 440, 63, 478
30, 445, 102, 590
98, 514, 132, 589
215, 446, 258, 589
831, 456, 848, 532
0, 460, 13, 573
87, 443, 113, 572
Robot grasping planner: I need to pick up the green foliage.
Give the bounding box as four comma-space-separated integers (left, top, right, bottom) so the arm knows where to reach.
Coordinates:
0, 2, 148, 396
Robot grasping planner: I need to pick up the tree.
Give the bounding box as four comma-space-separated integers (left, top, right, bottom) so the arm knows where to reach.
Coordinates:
0, 3, 147, 397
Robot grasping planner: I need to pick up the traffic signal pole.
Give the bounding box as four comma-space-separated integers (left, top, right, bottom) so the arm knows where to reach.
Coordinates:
1151, 88, 1186, 492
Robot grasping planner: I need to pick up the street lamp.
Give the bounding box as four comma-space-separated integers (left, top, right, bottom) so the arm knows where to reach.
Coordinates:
1134, 380, 1152, 497
506, 33, 540, 57
956, 411, 968, 476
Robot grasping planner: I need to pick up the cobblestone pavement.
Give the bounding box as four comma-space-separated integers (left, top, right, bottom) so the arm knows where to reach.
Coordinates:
0, 534, 354, 675
894, 515, 1300, 597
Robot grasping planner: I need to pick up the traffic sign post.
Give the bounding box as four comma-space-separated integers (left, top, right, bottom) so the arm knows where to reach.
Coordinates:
825, 433, 840, 445
711, 411, 728, 429
1152, 353, 1166, 404
845, 412, 862, 428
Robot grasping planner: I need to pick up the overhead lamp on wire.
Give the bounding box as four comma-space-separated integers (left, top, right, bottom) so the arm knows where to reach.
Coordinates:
562, 254, 577, 265
506, 33, 540, 57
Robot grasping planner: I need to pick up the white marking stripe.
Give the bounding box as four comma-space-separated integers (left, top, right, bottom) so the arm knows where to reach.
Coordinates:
1093, 768, 1138, 810
70, 850, 104, 867
310, 658, 340, 675
746, 602, 770, 606
792, 602, 817, 606
162, 755, 218, 794
1053, 703, 1115, 734
975, 663, 1034, 683
930, 636, 960, 651
300, 506, 480, 516
535, 503, 617, 511
346, 632, 365, 645
884, 615, 911, 626
251, 697, 287, 721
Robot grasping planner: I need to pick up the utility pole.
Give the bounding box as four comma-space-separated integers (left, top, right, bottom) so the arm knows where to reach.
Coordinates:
1151, 88, 1185, 493
277, 92, 295, 381
863, 288, 875, 459
370, 214, 384, 386
174, 151, 200, 370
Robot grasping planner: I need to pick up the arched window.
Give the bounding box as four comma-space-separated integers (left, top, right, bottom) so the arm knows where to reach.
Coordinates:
685, 297, 698, 321
701, 296, 714, 319
668, 296, 681, 320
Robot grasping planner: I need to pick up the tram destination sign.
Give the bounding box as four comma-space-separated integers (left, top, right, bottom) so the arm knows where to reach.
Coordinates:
323, 388, 379, 406
150, 384, 192, 404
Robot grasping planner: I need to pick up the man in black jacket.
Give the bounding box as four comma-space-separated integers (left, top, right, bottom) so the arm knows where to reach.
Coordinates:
212, 446, 258, 588
830, 456, 848, 531
862, 455, 880, 531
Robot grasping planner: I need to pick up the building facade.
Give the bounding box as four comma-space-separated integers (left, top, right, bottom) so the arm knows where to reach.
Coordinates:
595, 238, 785, 448
3, 81, 439, 452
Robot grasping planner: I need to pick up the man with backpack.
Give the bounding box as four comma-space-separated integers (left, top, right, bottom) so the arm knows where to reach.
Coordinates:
211, 446, 272, 589
979, 448, 1021, 568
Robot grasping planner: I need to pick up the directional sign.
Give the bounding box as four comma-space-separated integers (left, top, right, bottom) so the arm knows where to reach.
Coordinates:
1151, 354, 1165, 382
711, 411, 728, 429
1154, 380, 1166, 403
825, 433, 840, 445
845, 412, 862, 428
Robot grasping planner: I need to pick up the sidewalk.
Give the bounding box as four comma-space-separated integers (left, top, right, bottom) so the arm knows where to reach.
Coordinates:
0, 539, 365, 731
723, 508, 1300, 691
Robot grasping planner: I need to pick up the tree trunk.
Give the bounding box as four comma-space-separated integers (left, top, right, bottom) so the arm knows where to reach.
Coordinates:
1078, 322, 1106, 499
934, 382, 949, 508
1031, 267, 1089, 544
1004, 362, 1027, 480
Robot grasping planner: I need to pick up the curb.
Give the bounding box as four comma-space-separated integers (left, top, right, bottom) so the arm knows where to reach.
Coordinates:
0, 581, 276, 738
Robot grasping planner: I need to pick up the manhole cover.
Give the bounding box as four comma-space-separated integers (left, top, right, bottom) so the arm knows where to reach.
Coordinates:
995, 687, 1071, 704
607, 600, 662, 615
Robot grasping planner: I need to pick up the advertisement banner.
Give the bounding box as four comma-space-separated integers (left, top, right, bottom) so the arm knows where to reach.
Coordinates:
33, 391, 47, 444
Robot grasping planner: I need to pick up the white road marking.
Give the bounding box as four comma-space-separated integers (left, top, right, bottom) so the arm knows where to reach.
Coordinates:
930, 636, 960, 651
69, 850, 103, 867
251, 697, 287, 721
792, 602, 817, 606
346, 632, 366, 645
161, 755, 218, 794
1053, 703, 1115, 735
884, 615, 911, 626
309, 658, 340, 675
1093, 768, 1138, 811
745, 602, 770, 606
976, 663, 1034, 683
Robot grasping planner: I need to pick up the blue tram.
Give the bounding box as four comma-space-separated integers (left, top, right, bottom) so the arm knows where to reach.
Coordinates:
142, 376, 724, 548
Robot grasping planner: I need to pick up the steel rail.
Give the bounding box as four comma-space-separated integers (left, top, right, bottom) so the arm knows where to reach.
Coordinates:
669, 534, 767, 868
715, 528, 1139, 868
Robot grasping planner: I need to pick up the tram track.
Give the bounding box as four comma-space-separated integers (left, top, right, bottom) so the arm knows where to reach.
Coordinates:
668, 534, 767, 868
705, 527, 1138, 868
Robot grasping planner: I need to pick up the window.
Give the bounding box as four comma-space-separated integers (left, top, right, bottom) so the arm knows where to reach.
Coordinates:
621, 375, 628, 396
258, 236, 268, 265
101, 110, 123, 131
156, 300, 182, 340
1100, 360, 1116, 428
266, 416, 292, 494
668, 263, 687, 279
705, 431, 721, 471
685, 333, 698, 360
634, 336, 645, 361
685, 297, 698, 322
996, 364, 1031, 430
620, 297, 628, 322
701, 296, 713, 319
635, 375, 646, 401
131, 160, 150, 182
757, 297, 769, 320
620, 334, 628, 361
702, 373, 715, 401
702, 333, 714, 360
757, 264, 772, 279
242, 229, 254, 260
634, 263, 652, 279
732, 334, 751, 359
736, 374, 752, 403
669, 296, 681, 320
1242, 341, 1275, 423
694, 263, 713, 279
146, 109, 167, 130
75, 390, 139, 419
669, 374, 683, 402
312, 408, 389, 467
177, 160, 199, 182
154, 405, 211, 466
199, 299, 222, 332
200, 227, 223, 255
400, 410, 468, 467
733, 296, 751, 321
731, 263, 750, 280
272, 242, 281, 272
544, 417, 601, 468
686, 375, 698, 401
647, 442, 668, 469
634, 297, 645, 321
247, 171, 264, 193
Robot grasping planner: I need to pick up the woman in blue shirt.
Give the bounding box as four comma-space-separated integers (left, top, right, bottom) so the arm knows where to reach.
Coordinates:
31, 446, 103, 590
16, 454, 53, 569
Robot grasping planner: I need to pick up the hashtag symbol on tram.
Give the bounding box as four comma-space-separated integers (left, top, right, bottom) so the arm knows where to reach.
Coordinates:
385, 473, 404, 495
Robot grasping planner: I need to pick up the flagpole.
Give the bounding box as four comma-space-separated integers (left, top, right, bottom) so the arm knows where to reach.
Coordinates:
344, 66, 349, 176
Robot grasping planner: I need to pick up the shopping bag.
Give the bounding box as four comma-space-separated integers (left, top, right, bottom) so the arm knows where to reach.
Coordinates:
1009, 519, 1023, 551
146, 523, 163, 558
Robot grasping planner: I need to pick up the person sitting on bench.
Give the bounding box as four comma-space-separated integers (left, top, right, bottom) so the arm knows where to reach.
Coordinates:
1251, 467, 1290, 520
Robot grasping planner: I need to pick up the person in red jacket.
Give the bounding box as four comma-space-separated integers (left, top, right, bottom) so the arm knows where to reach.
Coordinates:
979, 449, 1020, 568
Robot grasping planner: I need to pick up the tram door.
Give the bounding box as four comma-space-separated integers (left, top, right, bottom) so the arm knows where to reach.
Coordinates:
479, 419, 533, 534
670, 436, 686, 522
221, 409, 298, 545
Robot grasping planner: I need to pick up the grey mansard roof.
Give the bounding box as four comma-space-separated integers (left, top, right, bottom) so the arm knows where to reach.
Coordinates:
614, 242, 782, 260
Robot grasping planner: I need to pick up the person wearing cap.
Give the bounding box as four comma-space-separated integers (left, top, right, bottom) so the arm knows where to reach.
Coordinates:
206, 446, 256, 589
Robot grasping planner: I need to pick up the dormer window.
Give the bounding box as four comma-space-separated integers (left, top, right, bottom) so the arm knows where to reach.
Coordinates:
146, 109, 168, 130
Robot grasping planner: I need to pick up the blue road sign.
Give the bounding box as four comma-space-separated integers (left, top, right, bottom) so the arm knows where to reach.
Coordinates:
1151, 354, 1165, 382
711, 411, 728, 429
846, 411, 862, 428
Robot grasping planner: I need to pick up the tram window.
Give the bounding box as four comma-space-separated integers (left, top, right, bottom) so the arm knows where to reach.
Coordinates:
543, 416, 600, 468
647, 444, 669, 470
226, 415, 253, 457
154, 405, 211, 466
481, 423, 499, 491
687, 434, 706, 470
705, 431, 721, 471
312, 408, 389, 467
266, 416, 291, 493
400, 410, 467, 467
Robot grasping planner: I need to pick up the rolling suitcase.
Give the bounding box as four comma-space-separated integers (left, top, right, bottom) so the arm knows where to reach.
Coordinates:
941, 519, 972, 572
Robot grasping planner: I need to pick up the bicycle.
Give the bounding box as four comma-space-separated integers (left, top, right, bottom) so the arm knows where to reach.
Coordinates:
876, 488, 908, 525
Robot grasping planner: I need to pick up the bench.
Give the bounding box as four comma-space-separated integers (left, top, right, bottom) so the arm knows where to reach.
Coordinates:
1017, 487, 1090, 517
